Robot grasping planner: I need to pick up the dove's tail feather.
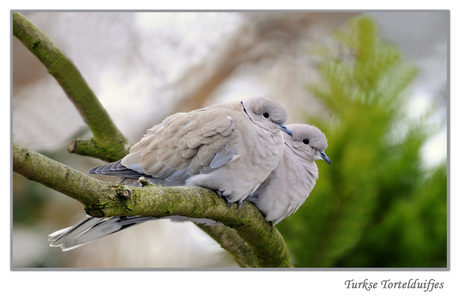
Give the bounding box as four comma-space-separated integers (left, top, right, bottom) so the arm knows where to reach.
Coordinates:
48, 215, 152, 251
88, 161, 147, 179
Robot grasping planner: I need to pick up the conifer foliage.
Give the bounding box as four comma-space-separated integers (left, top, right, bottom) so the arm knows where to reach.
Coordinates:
278, 16, 447, 268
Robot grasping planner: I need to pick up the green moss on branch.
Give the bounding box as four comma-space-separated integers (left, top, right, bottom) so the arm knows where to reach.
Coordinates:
13, 142, 293, 267
12, 13, 293, 268
13, 12, 130, 161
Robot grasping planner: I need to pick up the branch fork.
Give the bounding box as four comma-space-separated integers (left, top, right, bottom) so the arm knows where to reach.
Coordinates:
12, 12, 293, 268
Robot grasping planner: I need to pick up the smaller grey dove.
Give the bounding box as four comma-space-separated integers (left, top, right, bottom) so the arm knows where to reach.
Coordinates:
247, 123, 331, 225
49, 97, 292, 250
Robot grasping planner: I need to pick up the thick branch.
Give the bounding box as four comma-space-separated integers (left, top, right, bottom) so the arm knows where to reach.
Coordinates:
13, 142, 293, 268
13, 142, 114, 208
12, 13, 293, 268
196, 224, 257, 268
12, 12, 130, 161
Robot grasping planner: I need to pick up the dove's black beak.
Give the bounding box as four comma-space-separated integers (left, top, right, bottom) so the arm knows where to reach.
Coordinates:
319, 150, 331, 165
279, 124, 293, 137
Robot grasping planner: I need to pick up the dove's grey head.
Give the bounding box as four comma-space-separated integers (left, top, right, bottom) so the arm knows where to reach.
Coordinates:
285, 124, 331, 164
241, 97, 292, 136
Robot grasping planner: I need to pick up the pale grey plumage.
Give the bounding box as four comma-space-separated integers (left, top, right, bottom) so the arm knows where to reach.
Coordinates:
90, 97, 291, 202
48, 215, 221, 251
247, 124, 330, 225
48, 216, 152, 251
49, 97, 292, 251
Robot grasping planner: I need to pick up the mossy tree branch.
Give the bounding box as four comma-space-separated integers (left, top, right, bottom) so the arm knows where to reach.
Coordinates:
195, 224, 257, 268
13, 142, 292, 267
13, 12, 130, 162
12, 12, 293, 267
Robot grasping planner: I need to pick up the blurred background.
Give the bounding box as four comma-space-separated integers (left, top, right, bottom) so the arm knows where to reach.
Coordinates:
12, 11, 448, 268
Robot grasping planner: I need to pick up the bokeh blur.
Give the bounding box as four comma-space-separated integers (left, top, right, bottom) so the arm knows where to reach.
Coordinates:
12, 11, 448, 268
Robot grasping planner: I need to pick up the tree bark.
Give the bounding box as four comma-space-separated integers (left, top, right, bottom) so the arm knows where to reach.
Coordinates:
13, 12, 130, 162
12, 12, 293, 268
13, 142, 293, 267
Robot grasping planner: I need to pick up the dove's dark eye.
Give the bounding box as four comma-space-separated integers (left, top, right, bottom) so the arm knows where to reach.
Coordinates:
263, 112, 270, 118
303, 139, 310, 145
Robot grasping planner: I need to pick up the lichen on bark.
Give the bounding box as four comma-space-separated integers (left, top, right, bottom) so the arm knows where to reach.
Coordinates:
12, 12, 293, 268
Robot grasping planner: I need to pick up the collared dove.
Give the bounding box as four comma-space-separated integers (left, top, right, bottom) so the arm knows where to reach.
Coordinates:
49, 97, 292, 250
247, 123, 331, 225
90, 96, 292, 202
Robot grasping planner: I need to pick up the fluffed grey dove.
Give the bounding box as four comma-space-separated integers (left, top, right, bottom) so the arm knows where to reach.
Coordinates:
90, 96, 292, 202
247, 123, 331, 225
49, 97, 292, 250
